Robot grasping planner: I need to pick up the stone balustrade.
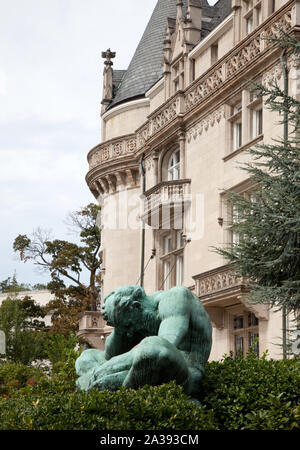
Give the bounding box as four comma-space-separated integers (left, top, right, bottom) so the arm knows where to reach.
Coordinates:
88, 134, 137, 170
193, 264, 243, 299
143, 179, 191, 215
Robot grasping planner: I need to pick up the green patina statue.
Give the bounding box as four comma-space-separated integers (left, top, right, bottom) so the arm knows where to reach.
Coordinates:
75, 285, 212, 398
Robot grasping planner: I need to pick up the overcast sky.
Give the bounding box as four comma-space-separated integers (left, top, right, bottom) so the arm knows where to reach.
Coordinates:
0, 0, 217, 287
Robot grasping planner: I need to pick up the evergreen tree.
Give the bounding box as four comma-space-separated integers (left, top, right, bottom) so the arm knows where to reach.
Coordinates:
215, 32, 300, 323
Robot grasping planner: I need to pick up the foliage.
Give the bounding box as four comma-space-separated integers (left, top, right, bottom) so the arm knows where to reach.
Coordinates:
215, 32, 300, 318
0, 351, 298, 430
0, 294, 47, 365
198, 350, 300, 430
13, 203, 102, 335
0, 361, 45, 397
0, 274, 31, 293
41, 333, 79, 374
0, 382, 217, 431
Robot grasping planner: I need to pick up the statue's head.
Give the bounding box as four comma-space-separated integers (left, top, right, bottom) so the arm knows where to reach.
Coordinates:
102, 286, 147, 333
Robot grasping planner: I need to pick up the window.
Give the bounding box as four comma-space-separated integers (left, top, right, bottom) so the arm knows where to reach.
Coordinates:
231, 204, 240, 245
256, 5, 262, 25
211, 43, 218, 65
246, 15, 253, 34
248, 89, 263, 139
252, 108, 263, 138
163, 260, 171, 290
232, 311, 259, 357
242, 1, 262, 36
176, 231, 184, 249
229, 100, 242, 151
176, 255, 183, 286
271, 0, 275, 14
160, 230, 184, 289
168, 150, 180, 181
172, 60, 184, 94
164, 236, 172, 254
233, 122, 242, 150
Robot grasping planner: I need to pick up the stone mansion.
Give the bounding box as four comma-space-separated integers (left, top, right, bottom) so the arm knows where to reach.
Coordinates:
81, 0, 299, 360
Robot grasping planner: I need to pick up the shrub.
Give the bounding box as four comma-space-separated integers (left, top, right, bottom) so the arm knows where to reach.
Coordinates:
0, 382, 217, 430
0, 351, 298, 430
198, 350, 300, 430
0, 361, 45, 397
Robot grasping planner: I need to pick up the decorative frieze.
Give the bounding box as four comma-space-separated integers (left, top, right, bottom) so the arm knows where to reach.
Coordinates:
263, 10, 292, 41
262, 63, 283, 86
186, 105, 226, 142
151, 99, 178, 134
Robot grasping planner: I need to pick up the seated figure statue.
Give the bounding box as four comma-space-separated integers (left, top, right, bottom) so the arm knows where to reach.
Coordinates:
75, 285, 212, 398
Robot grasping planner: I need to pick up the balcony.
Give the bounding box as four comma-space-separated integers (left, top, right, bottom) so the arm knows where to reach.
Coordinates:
141, 179, 191, 228
192, 264, 269, 329
77, 311, 113, 350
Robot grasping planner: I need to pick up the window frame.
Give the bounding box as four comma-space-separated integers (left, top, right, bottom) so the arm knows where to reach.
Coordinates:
159, 230, 184, 290
168, 149, 181, 181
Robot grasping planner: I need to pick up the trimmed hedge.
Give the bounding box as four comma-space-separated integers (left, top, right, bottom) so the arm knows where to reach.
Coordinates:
0, 351, 299, 430
0, 361, 45, 397
198, 351, 300, 430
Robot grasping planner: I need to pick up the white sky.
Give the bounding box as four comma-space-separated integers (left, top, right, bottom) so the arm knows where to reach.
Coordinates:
0, 0, 218, 287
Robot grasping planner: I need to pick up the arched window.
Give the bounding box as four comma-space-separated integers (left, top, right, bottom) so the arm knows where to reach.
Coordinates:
168, 150, 180, 181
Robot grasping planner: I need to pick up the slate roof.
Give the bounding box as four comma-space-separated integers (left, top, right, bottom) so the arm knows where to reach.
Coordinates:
108, 0, 231, 109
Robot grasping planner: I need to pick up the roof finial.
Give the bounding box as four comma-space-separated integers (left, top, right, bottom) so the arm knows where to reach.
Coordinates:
101, 48, 116, 66
101, 49, 116, 113
176, 0, 184, 21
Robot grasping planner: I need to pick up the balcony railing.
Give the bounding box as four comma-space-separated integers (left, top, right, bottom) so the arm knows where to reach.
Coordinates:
192, 264, 269, 322
142, 179, 191, 227
88, 134, 137, 170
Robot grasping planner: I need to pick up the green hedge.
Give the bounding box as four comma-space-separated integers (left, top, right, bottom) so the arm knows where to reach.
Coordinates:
0, 361, 45, 397
198, 351, 300, 430
0, 351, 299, 430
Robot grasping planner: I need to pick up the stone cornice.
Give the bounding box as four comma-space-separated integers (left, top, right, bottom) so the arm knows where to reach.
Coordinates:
102, 98, 150, 121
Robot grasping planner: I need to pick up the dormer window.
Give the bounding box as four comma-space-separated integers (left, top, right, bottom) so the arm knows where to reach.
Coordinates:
172, 60, 184, 94
168, 150, 181, 181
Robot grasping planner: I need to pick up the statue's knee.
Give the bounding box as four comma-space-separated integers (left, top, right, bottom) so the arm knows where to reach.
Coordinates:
75, 349, 105, 375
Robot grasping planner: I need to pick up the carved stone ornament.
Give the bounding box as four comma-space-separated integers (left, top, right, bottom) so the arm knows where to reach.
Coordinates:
186, 105, 226, 143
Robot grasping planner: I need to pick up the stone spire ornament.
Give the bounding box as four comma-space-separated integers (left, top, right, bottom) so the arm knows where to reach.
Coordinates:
101, 48, 116, 113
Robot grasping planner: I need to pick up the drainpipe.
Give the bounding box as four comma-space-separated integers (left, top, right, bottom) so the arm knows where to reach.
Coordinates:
280, 48, 288, 359
139, 153, 146, 288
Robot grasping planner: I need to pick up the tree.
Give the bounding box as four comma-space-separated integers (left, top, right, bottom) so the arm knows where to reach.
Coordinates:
0, 273, 31, 293
0, 294, 47, 365
13, 203, 102, 335
215, 32, 300, 322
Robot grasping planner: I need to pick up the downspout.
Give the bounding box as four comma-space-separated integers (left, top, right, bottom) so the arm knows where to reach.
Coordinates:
139, 153, 146, 288
280, 48, 288, 359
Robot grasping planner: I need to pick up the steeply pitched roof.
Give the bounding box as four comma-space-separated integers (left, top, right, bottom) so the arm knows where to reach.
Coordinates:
109, 0, 178, 108
109, 0, 231, 109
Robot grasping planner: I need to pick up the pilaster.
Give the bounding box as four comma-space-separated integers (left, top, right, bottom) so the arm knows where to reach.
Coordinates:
232, 0, 241, 45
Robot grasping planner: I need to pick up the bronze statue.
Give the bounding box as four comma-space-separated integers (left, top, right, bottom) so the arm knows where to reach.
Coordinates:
76, 285, 212, 398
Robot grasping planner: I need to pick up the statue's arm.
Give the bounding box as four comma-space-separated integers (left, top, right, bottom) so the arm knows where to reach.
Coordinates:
104, 328, 138, 360
157, 292, 190, 347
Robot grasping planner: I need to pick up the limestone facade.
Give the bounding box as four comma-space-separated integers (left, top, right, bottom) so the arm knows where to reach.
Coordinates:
85, 0, 299, 360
